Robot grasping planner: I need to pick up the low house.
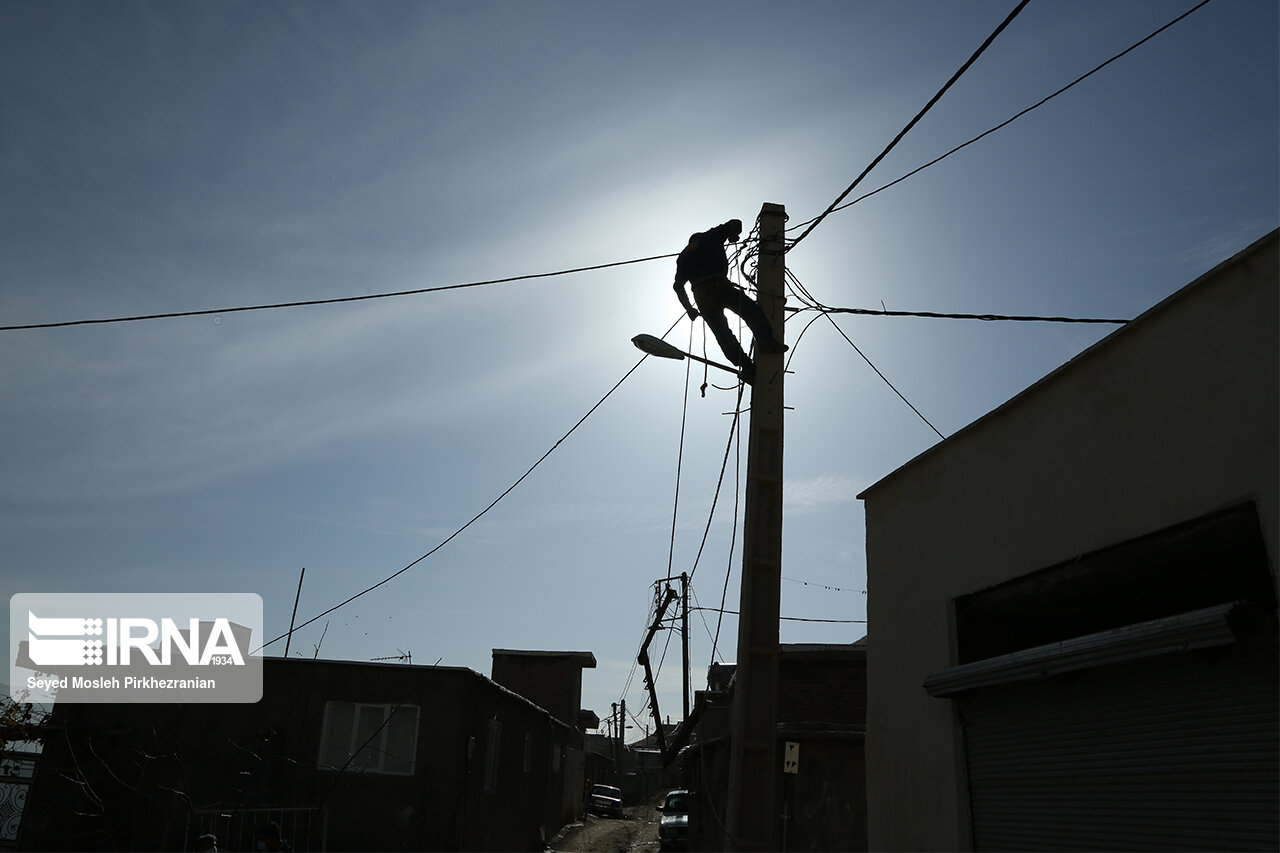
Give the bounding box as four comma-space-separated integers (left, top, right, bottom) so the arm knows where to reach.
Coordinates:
20, 653, 596, 851
861, 230, 1278, 850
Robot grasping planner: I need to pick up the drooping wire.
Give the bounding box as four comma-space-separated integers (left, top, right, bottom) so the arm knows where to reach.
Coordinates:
710, 402, 744, 667
788, 0, 1032, 250
786, 268, 946, 440
823, 311, 947, 440
686, 383, 746, 586
666, 323, 696, 579
256, 317, 683, 653
652, 327, 699, 716
687, 584, 719, 650
782, 310, 829, 375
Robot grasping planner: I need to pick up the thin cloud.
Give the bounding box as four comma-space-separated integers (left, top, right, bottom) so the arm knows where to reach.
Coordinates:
783, 473, 863, 516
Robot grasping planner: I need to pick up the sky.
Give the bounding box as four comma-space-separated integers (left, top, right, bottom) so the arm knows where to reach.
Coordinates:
2, 0, 1276, 740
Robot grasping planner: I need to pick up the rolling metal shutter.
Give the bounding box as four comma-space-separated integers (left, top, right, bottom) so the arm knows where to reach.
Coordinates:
927, 604, 1279, 851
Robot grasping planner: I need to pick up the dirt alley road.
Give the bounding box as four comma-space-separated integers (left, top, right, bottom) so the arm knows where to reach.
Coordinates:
551, 791, 665, 853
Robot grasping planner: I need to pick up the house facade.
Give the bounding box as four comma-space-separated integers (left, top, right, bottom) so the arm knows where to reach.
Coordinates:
20, 655, 593, 851
860, 231, 1279, 850
683, 640, 868, 851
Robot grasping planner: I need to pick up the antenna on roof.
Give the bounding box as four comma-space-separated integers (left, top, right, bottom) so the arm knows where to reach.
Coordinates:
371, 648, 413, 664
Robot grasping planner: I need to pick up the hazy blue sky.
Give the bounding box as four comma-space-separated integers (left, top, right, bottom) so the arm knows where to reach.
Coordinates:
2, 0, 1276, 735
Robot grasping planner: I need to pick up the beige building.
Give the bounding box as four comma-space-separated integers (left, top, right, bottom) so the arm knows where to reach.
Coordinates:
860, 230, 1278, 850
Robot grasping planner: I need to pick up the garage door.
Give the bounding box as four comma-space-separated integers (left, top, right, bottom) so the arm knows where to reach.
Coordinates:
929, 604, 1279, 850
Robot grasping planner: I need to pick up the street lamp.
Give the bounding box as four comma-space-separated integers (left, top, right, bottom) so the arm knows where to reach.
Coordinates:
631, 334, 739, 376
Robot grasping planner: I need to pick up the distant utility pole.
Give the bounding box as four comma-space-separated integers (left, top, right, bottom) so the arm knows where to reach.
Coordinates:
723, 202, 787, 851
681, 571, 691, 722
612, 702, 620, 765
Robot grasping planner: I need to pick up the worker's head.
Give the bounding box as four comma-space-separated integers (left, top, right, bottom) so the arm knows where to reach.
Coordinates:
726, 219, 743, 242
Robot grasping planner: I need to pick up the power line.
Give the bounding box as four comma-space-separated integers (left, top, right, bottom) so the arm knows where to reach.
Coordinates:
787, 0, 1216, 232
691, 607, 866, 625
686, 385, 746, 586
666, 325, 696, 581
815, 306, 1129, 325
0, 252, 677, 332
256, 317, 681, 654
711, 394, 744, 666
5, 5, 1213, 337
785, 268, 948, 441
821, 310, 947, 441
687, 584, 719, 651
786, 280, 1130, 326
783, 576, 865, 594
788, 0, 1032, 250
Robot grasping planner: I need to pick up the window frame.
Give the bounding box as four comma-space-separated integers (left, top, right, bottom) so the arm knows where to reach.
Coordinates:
317, 700, 420, 776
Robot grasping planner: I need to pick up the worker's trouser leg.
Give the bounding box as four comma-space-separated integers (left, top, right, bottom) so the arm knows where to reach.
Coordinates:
692, 277, 778, 369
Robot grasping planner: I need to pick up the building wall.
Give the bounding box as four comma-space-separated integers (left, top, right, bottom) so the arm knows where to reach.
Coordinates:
684, 644, 869, 851
860, 232, 1279, 850
685, 729, 865, 853
20, 659, 581, 851
777, 730, 866, 853
490, 652, 591, 730
777, 644, 866, 726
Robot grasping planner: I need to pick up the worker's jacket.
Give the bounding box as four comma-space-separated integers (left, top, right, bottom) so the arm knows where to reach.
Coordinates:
674, 221, 740, 287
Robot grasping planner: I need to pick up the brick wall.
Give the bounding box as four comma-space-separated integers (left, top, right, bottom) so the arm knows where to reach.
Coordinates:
490, 650, 595, 730
776, 644, 867, 727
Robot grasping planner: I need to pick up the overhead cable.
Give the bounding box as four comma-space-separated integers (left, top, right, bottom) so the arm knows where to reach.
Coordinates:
785, 270, 948, 441
691, 607, 866, 625
817, 306, 1130, 325
666, 325, 696, 580
255, 317, 682, 654
783, 576, 865, 594
788, 0, 1032, 250
709, 403, 743, 667
822, 311, 947, 440
787, 0, 1215, 233
686, 384, 746, 586
7, 3, 1213, 336
1, 253, 678, 332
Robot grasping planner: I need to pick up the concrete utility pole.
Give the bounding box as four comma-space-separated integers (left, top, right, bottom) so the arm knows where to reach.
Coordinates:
681, 571, 691, 723
612, 702, 620, 765
723, 202, 787, 851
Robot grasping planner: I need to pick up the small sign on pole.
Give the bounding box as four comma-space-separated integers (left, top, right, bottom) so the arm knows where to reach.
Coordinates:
783, 741, 800, 774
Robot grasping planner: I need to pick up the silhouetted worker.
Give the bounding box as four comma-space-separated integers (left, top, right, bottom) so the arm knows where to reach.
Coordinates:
673, 218, 787, 383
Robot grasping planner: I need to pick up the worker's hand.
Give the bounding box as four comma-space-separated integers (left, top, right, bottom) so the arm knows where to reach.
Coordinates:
687, 308, 700, 322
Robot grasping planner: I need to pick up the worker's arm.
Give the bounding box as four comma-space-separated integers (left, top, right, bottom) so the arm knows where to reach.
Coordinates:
673, 278, 699, 320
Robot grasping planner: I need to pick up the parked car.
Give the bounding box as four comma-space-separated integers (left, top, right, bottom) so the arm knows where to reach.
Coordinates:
588, 783, 624, 818
656, 789, 690, 851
